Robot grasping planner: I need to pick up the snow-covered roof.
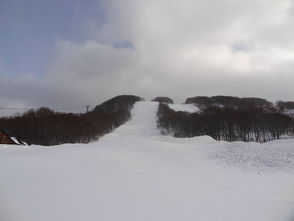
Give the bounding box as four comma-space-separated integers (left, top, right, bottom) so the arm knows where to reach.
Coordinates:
0, 129, 26, 145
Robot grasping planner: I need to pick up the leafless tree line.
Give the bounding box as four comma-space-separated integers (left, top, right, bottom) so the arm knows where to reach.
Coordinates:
0, 95, 142, 146
157, 103, 294, 142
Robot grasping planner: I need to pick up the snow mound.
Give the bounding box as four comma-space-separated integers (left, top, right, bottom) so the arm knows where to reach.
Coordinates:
209, 140, 294, 171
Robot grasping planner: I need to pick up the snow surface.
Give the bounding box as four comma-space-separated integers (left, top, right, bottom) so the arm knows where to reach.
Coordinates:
1, 101, 294, 221
168, 103, 200, 113
285, 109, 294, 117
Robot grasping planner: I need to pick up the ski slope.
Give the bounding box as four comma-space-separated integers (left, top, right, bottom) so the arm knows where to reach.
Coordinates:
103, 101, 161, 138
0, 101, 294, 221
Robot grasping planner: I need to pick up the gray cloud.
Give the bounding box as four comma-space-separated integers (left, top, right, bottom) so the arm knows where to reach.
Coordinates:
1, 0, 294, 115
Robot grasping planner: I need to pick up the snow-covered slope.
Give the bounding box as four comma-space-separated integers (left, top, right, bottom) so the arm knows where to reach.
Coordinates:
168, 103, 200, 113
0, 101, 294, 221
103, 101, 160, 138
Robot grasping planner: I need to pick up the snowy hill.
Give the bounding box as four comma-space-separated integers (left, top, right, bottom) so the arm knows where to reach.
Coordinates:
102, 101, 160, 138
1, 101, 294, 221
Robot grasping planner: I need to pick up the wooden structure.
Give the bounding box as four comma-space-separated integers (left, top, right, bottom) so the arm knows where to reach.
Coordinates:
0, 129, 21, 145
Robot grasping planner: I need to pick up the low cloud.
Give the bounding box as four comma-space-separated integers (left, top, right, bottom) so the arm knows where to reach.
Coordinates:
1, 0, 294, 115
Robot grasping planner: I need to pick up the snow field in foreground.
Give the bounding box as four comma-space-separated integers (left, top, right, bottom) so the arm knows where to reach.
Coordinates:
0, 101, 294, 221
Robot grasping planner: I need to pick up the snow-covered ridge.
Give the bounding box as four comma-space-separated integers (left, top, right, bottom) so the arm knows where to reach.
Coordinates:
168, 103, 200, 113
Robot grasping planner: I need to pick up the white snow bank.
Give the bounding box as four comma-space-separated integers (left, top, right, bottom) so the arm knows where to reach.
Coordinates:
168, 103, 200, 113
0, 101, 294, 221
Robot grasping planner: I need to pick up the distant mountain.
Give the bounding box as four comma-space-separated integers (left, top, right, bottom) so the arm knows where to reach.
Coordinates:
152, 97, 174, 104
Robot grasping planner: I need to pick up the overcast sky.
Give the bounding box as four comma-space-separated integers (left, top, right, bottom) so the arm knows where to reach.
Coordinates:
1, 0, 294, 114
